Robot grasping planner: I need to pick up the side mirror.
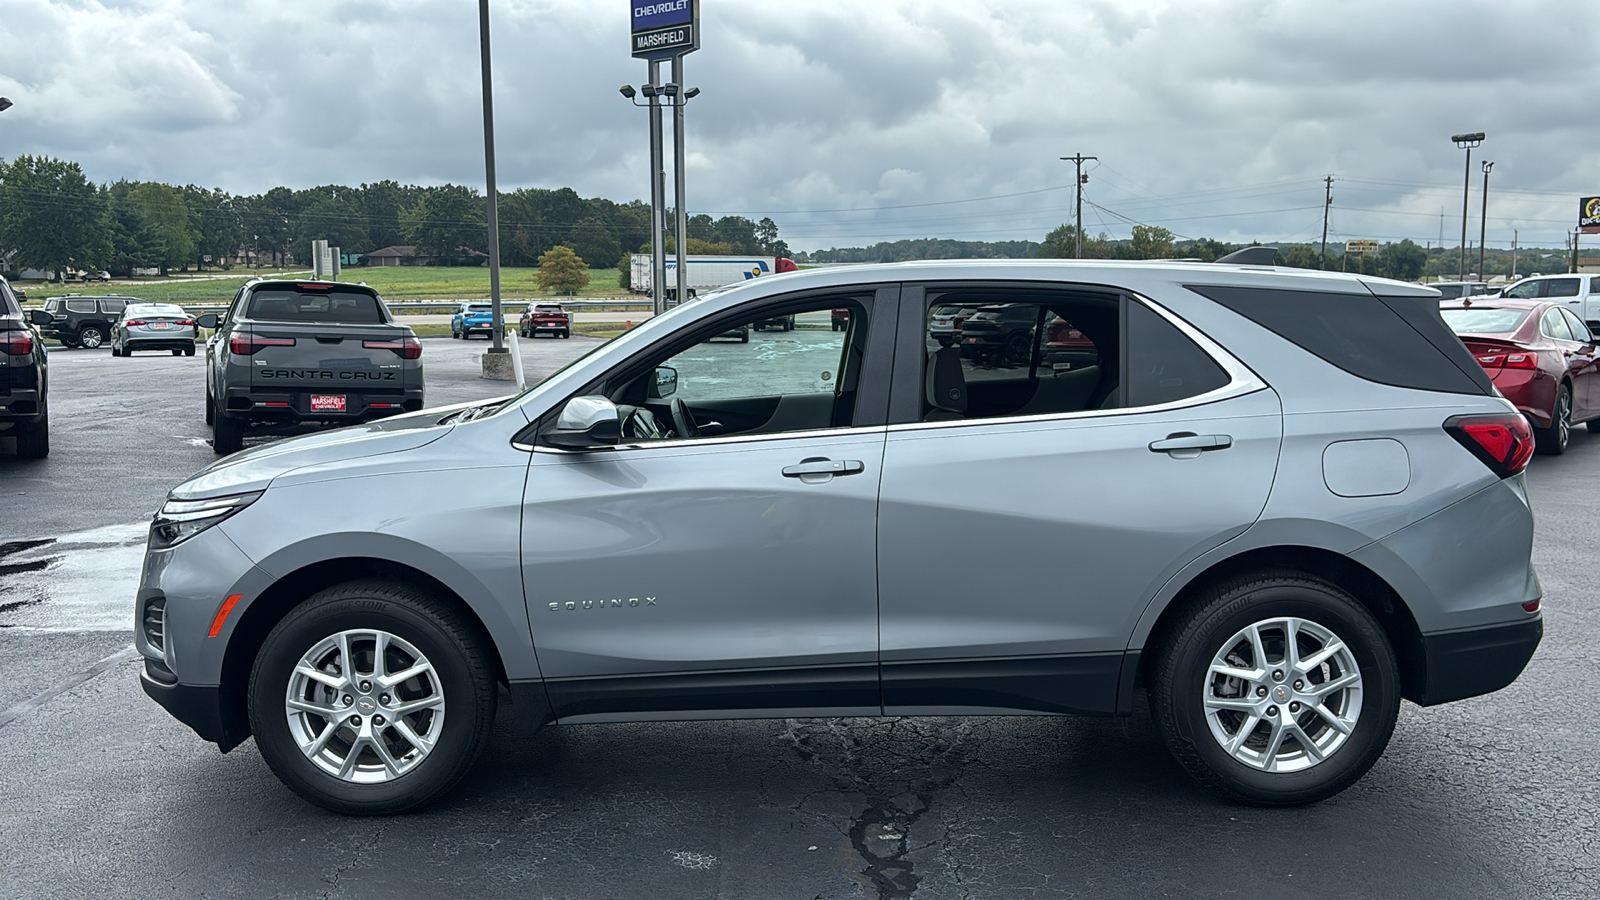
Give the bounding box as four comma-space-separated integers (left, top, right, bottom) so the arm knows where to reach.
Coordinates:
195, 313, 219, 329
647, 366, 678, 400
27, 310, 51, 327
542, 395, 622, 449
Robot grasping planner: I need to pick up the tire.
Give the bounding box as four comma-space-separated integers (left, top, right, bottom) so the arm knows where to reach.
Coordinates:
1149, 570, 1400, 806
784, 318, 794, 332
77, 325, 106, 349
451, 329, 460, 340
246, 580, 497, 815
60, 338, 79, 349
562, 329, 570, 339
1587, 420, 1600, 435
205, 388, 215, 426
171, 349, 182, 357
1534, 383, 1571, 455
184, 345, 195, 357
739, 330, 749, 344
14, 401, 49, 459
1004, 330, 1031, 364
212, 412, 244, 455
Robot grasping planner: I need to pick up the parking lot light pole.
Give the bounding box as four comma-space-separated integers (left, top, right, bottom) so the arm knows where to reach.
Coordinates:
1478, 161, 1493, 282
477, 0, 508, 368
1452, 132, 1485, 281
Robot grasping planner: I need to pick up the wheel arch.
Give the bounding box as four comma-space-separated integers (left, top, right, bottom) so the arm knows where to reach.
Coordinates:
217, 556, 513, 749
1134, 544, 1427, 704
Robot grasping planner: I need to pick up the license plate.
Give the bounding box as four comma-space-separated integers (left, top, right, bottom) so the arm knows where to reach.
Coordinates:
966, 337, 979, 344
151, 323, 171, 330
310, 394, 347, 412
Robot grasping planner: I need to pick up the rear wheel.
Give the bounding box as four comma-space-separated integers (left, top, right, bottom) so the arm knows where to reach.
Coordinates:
1150, 571, 1399, 806
1535, 383, 1572, 455
184, 345, 195, 357
204, 388, 215, 426
247, 580, 497, 815
562, 329, 570, 339
77, 325, 106, 349
171, 348, 182, 357
60, 337, 80, 349
13, 401, 49, 458
212, 412, 244, 455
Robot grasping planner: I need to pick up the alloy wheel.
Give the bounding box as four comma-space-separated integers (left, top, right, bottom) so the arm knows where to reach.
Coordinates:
284, 629, 446, 784
1202, 616, 1363, 773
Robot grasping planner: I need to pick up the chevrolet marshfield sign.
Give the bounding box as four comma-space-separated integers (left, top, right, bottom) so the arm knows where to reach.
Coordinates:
631, 0, 698, 60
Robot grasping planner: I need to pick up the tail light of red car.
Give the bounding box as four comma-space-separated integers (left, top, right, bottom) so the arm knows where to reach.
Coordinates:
2, 331, 34, 355
1474, 351, 1538, 370
1444, 413, 1535, 479
363, 336, 422, 359
230, 335, 296, 355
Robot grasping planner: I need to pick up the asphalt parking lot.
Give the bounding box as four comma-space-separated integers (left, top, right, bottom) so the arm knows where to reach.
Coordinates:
2, 334, 1598, 899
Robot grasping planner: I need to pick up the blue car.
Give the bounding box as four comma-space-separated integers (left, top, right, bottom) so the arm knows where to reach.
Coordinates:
450, 303, 497, 339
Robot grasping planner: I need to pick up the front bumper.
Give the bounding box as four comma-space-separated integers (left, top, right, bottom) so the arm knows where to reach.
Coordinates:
140, 673, 247, 751
1416, 617, 1543, 706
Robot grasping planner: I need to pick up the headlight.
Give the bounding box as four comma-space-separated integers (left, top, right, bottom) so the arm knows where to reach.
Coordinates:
149, 492, 262, 550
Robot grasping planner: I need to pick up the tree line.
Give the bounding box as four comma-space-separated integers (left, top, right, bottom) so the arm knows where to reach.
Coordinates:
0, 155, 790, 279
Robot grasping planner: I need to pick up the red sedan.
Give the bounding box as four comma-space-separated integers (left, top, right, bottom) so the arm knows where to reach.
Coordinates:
1441, 299, 1600, 455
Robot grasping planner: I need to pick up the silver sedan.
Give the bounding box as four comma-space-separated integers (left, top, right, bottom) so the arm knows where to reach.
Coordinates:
112, 303, 197, 357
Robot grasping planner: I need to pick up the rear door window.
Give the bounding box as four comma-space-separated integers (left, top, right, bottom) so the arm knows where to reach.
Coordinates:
1541, 308, 1576, 341
66, 299, 96, 313
247, 289, 385, 323
1545, 278, 1581, 298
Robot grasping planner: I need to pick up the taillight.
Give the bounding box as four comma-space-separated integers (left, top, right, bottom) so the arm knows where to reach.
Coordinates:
1444, 413, 1535, 479
1475, 351, 1538, 370
177, 319, 195, 326
230, 335, 295, 355
125, 319, 146, 327
363, 336, 422, 359
2, 331, 34, 355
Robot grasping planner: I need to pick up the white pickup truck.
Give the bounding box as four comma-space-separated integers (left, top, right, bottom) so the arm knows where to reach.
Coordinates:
1497, 274, 1600, 334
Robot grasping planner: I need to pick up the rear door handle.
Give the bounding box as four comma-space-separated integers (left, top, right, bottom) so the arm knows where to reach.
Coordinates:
1149, 432, 1233, 457
782, 458, 865, 481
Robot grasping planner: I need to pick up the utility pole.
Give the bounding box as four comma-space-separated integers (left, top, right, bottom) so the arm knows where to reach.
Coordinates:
1061, 153, 1096, 258
1478, 161, 1493, 281
1511, 229, 1518, 279
1320, 175, 1334, 269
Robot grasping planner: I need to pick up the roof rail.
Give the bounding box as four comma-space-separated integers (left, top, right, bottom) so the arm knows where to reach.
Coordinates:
1214, 246, 1278, 266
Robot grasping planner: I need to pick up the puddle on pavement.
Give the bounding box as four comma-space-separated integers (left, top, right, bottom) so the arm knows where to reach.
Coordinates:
0, 523, 148, 631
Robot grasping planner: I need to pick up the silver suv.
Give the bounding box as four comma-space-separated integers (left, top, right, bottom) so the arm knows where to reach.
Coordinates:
137, 259, 1543, 814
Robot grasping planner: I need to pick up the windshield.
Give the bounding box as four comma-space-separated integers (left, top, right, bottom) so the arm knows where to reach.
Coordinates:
247, 289, 385, 323
1440, 307, 1530, 335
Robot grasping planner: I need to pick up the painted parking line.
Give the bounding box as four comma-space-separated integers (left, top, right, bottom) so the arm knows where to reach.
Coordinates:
0, 645, 139, 728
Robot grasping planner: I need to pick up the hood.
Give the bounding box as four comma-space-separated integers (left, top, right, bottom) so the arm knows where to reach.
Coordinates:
171, 401, 490, 500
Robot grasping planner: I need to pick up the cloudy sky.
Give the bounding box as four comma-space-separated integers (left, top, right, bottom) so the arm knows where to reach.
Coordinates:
2, 0, 1596, 251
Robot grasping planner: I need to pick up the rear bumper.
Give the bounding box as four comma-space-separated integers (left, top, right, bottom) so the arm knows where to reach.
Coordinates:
0, 386, 44, 422
124, 338, 196, 350
221, 388, 425, 424
140, 672, 247, 751
1416, 617, 1543, 706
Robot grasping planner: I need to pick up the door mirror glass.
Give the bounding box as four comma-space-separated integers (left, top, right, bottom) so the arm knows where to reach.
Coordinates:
544, 395, 622, 449
27, 309, 51, 327
195, 313, 220, 329
648, 366, 678, 400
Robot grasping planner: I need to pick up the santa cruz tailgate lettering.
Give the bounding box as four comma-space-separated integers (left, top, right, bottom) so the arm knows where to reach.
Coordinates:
258, 369, 397, 381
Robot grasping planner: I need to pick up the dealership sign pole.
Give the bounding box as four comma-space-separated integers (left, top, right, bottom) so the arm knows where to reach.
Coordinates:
632, 1, 699, 315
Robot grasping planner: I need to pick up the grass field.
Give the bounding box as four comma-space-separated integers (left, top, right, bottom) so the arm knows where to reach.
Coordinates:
13, 266, 632, 305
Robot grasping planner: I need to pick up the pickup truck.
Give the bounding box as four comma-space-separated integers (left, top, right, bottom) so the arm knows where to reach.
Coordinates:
519, 303, 571, 338
197, 280, 424, 454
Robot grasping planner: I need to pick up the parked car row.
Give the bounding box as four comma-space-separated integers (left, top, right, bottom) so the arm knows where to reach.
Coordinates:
453, 302, 575, 340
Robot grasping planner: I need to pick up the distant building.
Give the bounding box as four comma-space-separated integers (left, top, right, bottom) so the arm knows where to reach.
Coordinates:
365, 245, 422, 267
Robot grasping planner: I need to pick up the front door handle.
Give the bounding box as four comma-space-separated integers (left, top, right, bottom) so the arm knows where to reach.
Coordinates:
1149, 432, 1233, 458
782, 458, 865, 482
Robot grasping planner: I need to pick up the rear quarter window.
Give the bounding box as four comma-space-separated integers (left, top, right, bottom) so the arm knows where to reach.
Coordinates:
1188, 285, 1493, 396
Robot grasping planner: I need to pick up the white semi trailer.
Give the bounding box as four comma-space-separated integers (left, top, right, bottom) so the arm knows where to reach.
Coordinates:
630, 254, 798, 301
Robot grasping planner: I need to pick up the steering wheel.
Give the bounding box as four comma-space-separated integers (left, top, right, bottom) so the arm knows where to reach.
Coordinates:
669, 398, 700, 440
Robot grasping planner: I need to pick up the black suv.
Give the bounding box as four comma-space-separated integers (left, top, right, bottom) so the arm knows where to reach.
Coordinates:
39, 295, 134, 349
1, 276, 50, 457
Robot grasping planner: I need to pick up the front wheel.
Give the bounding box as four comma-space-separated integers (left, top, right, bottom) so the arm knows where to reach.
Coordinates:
1149, 571, 1399, 806
247, 580, 497, 815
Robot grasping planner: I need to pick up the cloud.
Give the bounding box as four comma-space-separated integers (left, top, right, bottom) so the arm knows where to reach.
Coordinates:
1, 0, 1594, 250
